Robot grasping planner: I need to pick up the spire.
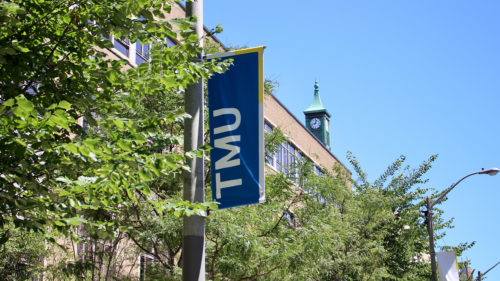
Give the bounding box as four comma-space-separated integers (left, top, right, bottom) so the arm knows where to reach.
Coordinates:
304, 80, 330, 116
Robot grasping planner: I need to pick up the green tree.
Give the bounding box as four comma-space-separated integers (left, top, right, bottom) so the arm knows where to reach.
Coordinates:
0, 223, 47, 281
0, 0, 228, 268
344, 152, 436, 280
203, 150, 453, 280
102, 120, 462, 281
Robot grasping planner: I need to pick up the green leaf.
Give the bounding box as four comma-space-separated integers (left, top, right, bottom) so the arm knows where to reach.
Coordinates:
57, 100, 72, 110
0, 46, 17, 56
83, 138, 100, 150
12, 95, 34, 118
64, 143, 79, 155
15, 45, 29, 53
133, 134, 146, 144
14, 138, 27, 147
2, 98, 14, 107
139, 169, 152, 181
49, 110, 69, 129
174, 210, 182, 217
199, 144, 212, 152
64, 217, 87, 226
113, 118, 125, 129
185, 209, 194, 216
56, 177, 72, 184
62, 15, 72, 24
117, 140, 132, 151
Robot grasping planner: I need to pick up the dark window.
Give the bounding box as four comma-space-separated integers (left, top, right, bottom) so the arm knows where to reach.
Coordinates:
314, 166, 323, 176
114, 37, 129, 56
264, 122, 300, 175
166, 37, 176, 47
264, 123, 274, 165
278, 141, 298, 175
276, 144, 282, 171
136, 41, 150, 64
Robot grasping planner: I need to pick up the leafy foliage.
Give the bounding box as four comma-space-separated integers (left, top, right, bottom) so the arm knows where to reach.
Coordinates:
126, 120, 452, 280
0, 223, 46, 281
0, 0, 228, 248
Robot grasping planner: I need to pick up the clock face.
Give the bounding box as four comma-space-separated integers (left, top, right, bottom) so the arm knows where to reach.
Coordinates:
310, 118, 321, 129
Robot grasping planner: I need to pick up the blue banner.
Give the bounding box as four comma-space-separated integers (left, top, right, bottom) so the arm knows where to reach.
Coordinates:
207, 47, 265, 209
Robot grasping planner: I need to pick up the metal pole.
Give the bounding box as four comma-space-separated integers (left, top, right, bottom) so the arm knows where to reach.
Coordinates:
426, 196, 438, 281
477, 260, 500, 281
430, 171, 480, 210
183, 1, 205, 281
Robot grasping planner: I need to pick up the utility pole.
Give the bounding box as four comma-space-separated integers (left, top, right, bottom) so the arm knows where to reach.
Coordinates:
183, 1, 205, 281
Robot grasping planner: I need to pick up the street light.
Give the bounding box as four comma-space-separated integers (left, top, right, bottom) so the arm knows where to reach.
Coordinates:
425, 167, 499, 281
478, 260, 500, 281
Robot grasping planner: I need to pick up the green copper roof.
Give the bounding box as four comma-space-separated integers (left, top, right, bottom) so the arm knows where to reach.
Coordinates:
304, 81, 331, 116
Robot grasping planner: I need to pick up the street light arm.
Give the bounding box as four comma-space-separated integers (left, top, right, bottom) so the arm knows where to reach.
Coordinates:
430, 171, 481, 208
482, 261, 500, 277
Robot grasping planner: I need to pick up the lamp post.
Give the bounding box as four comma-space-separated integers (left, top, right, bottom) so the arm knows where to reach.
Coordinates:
183, 1, 205, 280
477, 261, 500, 281
425, 167, 499, 281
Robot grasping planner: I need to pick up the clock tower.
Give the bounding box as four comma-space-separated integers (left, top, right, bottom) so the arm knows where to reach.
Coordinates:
304, 81, 331, 150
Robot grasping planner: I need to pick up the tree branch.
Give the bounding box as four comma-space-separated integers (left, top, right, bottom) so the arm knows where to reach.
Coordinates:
238, 264, 283, 281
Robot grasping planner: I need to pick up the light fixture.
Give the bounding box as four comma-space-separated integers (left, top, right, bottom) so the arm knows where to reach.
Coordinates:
479, 167, 499, 176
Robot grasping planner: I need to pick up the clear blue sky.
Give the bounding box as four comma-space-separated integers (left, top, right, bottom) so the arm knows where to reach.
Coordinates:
205, 0, 500, 278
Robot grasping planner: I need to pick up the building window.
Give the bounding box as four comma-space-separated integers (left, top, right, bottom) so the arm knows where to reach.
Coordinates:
314, 166, 323, 176
264, 123, 274, 166
264, 122, 299, 176
107, 14, 177, 64
136, 41, 150, 65
135, 37, 176, 64
272, 140, 300, 176
264, 121, 323, 179
277, 142, 291, 174
134, 15, 150, 65
275, 143, 282, 171
114, 37, 130, 57
166, 37, 176, 47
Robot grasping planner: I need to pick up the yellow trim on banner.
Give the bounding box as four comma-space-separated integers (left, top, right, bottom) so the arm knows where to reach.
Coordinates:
445, 251, 459, 270
453, 251, 459, 271
234, 46, 266, 104
258, 50, 264, 104
234, 46, 265, 104
234, 46, 264, 55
